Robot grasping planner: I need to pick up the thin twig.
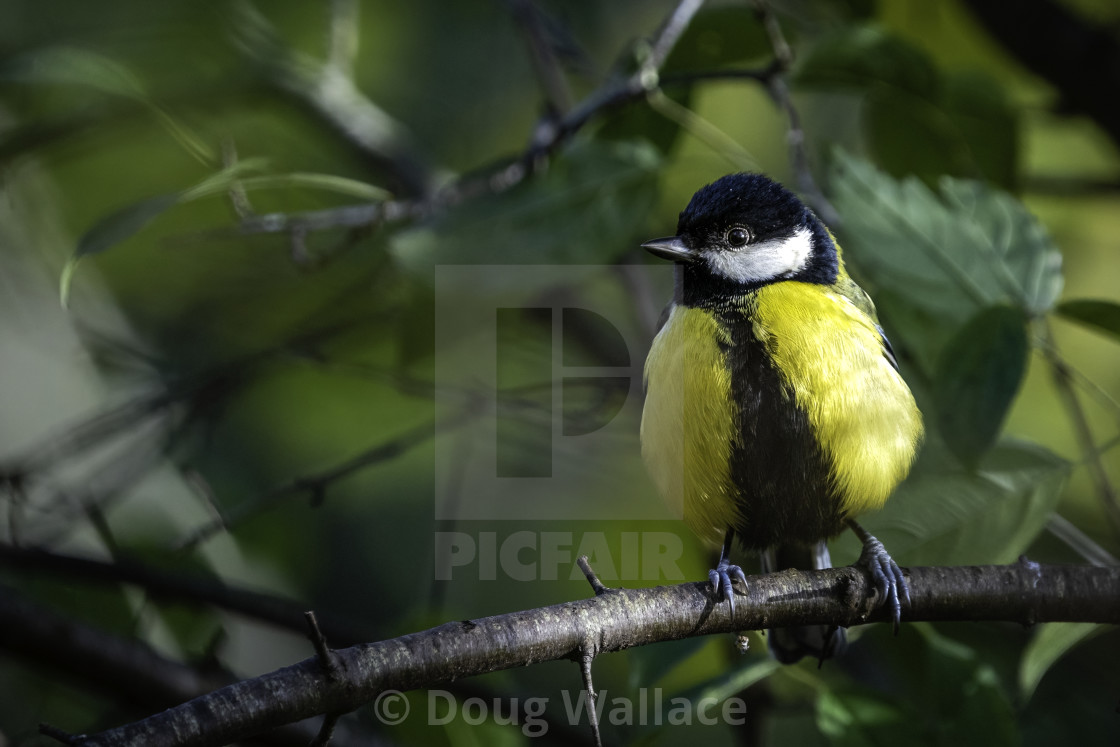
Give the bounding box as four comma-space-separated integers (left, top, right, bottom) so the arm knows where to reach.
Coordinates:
576, 555, 608, 596
750, 0, 838, 224
305, 611, 340, 678
326, 0, 359, 77
38, 724, 80, 746
579, 642, 602, 747
507, 0, 575, 113
309, 713, 341, 747
1041, 319, 1120, 536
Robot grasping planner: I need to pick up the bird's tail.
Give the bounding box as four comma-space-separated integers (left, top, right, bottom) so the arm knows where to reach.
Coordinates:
761, 541, 847, 664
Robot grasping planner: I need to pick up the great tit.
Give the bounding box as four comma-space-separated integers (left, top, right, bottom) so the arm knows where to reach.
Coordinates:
640, 173, 923, 663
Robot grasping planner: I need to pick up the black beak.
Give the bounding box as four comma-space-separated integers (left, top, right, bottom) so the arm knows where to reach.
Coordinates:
641, 236, 694, 263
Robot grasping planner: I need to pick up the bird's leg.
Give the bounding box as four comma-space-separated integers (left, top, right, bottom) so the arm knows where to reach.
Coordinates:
847, 519, 909, 632
709, 529, 748, 614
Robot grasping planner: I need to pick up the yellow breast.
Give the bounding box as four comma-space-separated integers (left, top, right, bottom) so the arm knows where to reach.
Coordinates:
751, 282, 923, 516
641, 284, 923, 548
641, 305, 741, 547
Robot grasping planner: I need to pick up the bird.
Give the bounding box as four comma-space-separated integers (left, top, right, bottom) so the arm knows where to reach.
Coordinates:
639, 172, 923, 663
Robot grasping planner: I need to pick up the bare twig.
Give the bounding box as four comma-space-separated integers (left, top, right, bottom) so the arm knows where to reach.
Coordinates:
1046, 514, 1118, 567
1041, 320, 1120, 536
578, 642, 602, 747
304, 611, 340, 678
750, 0, 838, 224
309, 713, 341, 747
576, 555, 608, 596
507, 0, 575, 113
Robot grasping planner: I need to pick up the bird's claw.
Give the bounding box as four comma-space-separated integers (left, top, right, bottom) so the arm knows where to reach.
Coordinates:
709, 558, 748, 614
855, 533, 909, 633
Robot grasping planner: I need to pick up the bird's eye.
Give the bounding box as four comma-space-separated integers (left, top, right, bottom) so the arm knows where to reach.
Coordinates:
726, 227, 750, 247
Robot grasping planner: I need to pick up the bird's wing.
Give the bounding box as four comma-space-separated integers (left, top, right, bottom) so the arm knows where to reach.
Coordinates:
834, 273, 899, 373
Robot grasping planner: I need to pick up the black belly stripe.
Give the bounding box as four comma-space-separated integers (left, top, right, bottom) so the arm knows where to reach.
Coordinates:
715, 305, 846, 550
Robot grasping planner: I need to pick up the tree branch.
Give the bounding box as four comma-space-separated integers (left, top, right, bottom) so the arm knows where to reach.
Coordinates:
59, 561, 1120, 747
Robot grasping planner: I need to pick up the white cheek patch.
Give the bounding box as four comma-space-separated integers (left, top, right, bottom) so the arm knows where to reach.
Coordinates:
705, 226, 814, 283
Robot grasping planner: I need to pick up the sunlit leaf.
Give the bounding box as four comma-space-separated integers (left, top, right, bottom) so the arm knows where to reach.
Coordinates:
935, 305, 1030, 466
177, 158, 269, 201
1019, 623, 1105, 703
1056, 299, 1120, 342
829, 153, 1063, 370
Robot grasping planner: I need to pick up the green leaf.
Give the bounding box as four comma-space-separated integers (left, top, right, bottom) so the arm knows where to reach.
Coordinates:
935, 305, 1030, 467
236, 172, 390, 201
177, 157, 270, 201
816, 690, 909, 747
1056, 299, 1120, 341
61, 159, 270, 306
2, 46, 146, 97
1019, 623, 1105, 703
73, 193, 182, 262
839, 439, 1068, 567
829, 153, 1063, 367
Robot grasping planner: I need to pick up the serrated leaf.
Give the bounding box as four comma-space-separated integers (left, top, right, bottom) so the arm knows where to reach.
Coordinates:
1056, 299, 1120, 341
935, 305, 1029, 466
838, 439, 1068, 567
829, 153, 1063, 363
1019, 623, 1104, 703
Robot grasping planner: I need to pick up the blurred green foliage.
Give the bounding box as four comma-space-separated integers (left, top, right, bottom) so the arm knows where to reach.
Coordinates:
1, 1, 1119, 746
